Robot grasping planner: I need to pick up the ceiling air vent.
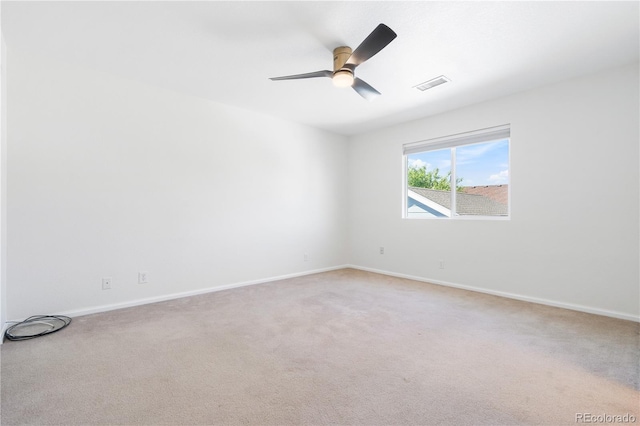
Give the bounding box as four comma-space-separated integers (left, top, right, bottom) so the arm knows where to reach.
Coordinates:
414, 75, 450, 91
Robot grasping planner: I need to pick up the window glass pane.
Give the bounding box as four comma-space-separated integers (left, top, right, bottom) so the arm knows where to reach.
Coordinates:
455, 139, 509, 217
407, 148, 452, 218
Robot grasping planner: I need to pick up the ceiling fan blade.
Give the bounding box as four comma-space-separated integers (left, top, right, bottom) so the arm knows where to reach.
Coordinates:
269, 70, 332, 81
346, 23, 397, 67
352, 78, 381, 101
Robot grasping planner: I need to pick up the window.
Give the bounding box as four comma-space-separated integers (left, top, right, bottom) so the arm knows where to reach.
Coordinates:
403, 125, 510, 219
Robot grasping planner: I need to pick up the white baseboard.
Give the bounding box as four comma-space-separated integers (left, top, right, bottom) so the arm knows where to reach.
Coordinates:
16, 265, 349, 322
6, 264, 637, 326
346, 264, 640, 323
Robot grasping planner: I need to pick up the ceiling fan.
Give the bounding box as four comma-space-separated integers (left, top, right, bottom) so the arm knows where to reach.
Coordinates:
269, 23, 397, 101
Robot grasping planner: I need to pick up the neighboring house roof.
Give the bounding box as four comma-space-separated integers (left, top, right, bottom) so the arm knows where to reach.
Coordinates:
408, 186, 508, 216
461, 185, 508, 205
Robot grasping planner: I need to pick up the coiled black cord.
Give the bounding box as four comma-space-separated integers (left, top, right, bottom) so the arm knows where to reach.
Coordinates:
4, 315, 72, 341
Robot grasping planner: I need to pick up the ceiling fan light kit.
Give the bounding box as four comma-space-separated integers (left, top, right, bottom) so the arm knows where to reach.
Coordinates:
270, 23, 397, 101
332, 70, 354, 88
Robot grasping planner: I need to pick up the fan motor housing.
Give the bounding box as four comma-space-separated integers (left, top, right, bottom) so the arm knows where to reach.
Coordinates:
333, 46, 352, 72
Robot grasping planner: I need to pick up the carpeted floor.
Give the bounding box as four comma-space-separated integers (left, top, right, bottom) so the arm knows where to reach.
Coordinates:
1, 268, 638, 425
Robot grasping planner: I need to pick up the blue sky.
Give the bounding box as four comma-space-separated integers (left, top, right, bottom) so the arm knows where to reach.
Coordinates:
407, 139, 509, 187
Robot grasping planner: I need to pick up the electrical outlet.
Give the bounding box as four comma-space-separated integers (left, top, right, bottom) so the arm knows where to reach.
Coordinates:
304, 253, 309, 262
439, 260, 445, 269
138, 271, 148, 284
102, 277, 112, 290
380, 247, 385, 255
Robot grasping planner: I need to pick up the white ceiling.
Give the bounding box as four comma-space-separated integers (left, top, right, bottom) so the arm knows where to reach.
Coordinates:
2, 1, 639, 135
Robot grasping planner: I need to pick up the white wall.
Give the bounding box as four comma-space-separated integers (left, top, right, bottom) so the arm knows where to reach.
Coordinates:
6, 50, 348, 320
5, 47, 638, 323
348, 62, 640, 320
1, 34, 6, 331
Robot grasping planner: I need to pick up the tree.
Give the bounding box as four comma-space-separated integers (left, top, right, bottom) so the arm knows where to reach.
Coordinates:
407, 165, 463, 191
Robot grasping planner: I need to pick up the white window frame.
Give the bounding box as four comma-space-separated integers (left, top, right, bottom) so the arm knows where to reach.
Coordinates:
402, 124, 511, 220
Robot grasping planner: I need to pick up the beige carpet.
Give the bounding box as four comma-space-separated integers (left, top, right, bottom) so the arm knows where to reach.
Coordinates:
1, 268, 638, 425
